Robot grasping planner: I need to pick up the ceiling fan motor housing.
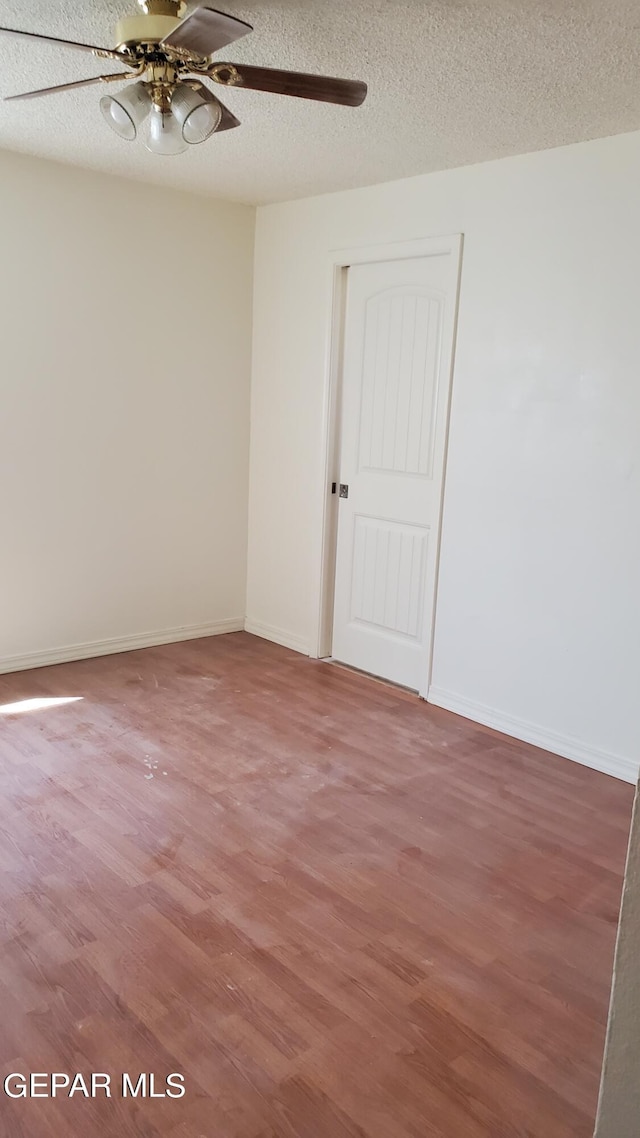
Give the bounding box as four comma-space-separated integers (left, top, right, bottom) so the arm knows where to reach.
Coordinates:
115, 0, 185, 48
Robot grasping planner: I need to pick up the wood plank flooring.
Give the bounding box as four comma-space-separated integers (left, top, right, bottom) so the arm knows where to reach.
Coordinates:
0, 632, 633, 1138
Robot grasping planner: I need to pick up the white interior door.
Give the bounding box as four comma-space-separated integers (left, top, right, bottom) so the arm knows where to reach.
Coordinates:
331, 248, 459, 693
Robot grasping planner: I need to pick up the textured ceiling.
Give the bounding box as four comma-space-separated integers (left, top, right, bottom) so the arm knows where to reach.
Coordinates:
1, 0, 640, 205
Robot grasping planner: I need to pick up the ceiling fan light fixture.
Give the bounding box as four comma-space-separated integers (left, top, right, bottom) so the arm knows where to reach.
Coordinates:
145, 103, 188, 155
3, 3, 368, 158
172, 83, 223, 145
100, 81, 151, 141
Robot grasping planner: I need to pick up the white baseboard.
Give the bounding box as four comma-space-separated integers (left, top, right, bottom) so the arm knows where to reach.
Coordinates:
428, 686, 638, 785
244, 618, 309, 656
0, 618, 245, 676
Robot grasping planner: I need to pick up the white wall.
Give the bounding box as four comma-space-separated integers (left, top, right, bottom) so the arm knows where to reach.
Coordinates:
0, 150, 255, 671
247, 131, 640, 782
595, 783, 640, 1138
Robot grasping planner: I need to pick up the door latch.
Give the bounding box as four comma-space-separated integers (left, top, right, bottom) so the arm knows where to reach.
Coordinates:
339, 484, 349, 499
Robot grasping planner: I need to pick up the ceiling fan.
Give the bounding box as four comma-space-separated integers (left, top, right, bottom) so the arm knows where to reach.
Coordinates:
0, 0, 367, 155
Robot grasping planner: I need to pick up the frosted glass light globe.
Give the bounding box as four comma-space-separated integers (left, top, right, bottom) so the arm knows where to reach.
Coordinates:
100, 83, 151, 142
172, 83, 223, 144
146, 105, 188, 155
182, 102, 221, 144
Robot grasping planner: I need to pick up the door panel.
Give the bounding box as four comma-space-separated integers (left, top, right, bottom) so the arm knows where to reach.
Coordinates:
358, 291, 442, 477
332, 251, 458, 692
350, 516, 429, 639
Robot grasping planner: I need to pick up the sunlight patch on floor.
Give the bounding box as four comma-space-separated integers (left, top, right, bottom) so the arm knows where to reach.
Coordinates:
0, 696, 83, 716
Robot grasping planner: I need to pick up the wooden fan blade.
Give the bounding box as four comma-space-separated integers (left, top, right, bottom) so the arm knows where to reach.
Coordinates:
214, 63, 367, 106
5, 74, 132, 102
0, 26, 123, 61
161, 7, 252, 56
214, 97, 240, 132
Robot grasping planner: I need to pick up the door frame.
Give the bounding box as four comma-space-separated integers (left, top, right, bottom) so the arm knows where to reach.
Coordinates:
310, 233, 463, 699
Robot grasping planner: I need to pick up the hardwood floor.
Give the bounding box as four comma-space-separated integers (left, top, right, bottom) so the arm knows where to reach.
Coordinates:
0, 632, 633, 1138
